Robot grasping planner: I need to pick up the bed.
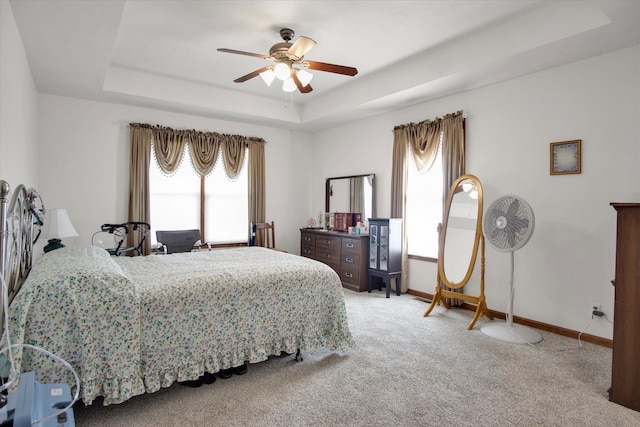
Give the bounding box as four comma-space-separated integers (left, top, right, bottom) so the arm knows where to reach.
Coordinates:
0, 181, 354, 406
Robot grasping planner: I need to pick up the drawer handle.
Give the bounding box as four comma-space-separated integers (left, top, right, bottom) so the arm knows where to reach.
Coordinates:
304, 237, 311, 241
345, 257, 354, 263
345, 273, 353, 278
303, 249, 311, 254
324, 240, 331, 245
324, 254, 331, 259
346, 243, 354, 248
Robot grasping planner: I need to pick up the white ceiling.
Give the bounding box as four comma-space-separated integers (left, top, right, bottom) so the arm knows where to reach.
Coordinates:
9, 0, 640, 132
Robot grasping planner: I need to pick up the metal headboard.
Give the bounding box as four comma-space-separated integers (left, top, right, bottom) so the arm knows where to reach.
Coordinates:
0, 180, 41, 334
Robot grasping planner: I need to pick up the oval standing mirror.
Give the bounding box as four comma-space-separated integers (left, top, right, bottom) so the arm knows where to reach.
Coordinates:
441, 176, 482, 287
423, 174, 493, 330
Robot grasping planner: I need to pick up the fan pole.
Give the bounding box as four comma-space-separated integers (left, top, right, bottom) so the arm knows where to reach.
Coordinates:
507, 251, 514, 328
481, 251, 542, 344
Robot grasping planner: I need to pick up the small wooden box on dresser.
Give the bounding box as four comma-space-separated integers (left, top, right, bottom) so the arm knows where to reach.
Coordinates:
609, 203, 640, 412
300, 229, 369, 292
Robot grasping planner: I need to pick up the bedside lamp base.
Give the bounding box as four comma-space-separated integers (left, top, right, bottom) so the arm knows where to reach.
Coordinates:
44, 238, 65, 253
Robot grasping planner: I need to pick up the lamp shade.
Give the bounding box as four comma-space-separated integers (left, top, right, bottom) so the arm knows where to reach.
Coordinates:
274, 63, 291, 80
282, 77, 297, 92
296, 69, 313, 87
47, 208, 78, 240
259, 68, 275, 86
43, 208, 78, 253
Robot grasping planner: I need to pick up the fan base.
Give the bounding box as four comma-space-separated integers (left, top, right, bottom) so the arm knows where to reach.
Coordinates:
481, 322, 542, 344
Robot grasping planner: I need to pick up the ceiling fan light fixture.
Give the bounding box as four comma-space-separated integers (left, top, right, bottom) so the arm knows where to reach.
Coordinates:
297, 69, 313, 87
274, 63, 291, 80
282, 77, 297, 92
259, 68, 275, 86
462, 181, 478, 199
218, 28, 357, 94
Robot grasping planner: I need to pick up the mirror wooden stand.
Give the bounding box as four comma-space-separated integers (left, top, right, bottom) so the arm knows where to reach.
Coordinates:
423, 174, 493, 330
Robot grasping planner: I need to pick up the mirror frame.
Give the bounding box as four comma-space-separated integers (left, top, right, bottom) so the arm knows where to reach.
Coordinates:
325, 174, 376, 217
423, 173, 493, 330
438, 174, 483, 290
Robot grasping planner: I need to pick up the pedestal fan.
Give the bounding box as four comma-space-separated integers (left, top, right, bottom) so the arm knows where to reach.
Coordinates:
481, 195, 542, 344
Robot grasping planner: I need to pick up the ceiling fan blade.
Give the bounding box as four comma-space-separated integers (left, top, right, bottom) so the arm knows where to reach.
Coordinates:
234, 67, 270, 83
288, 36, 316, 59
292, 73, 313, 94
217, 48, 271, 60
303, 60, 358, 76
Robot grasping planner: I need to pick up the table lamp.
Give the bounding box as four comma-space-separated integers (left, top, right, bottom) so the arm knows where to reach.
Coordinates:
43, 208, 78, 253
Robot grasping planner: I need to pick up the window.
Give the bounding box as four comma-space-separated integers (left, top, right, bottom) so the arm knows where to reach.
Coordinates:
149, 144, 248, 246
406, 137, 443, 259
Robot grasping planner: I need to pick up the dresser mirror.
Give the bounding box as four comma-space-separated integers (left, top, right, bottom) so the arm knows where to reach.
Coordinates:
325, 174, 375, 220
423, 174, 493, 329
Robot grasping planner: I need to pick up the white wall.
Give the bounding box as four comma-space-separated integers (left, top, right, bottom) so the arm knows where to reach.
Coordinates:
37, 95, 312, 254
0, 1, 39, 188
311, 45, 640, 340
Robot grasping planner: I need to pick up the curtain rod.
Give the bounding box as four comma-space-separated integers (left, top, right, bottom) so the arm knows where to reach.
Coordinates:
129, 122, 266, 144
393, 110, 465, 131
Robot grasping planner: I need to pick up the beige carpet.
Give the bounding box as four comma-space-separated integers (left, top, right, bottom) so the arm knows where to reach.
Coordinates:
73, 289, 640, 426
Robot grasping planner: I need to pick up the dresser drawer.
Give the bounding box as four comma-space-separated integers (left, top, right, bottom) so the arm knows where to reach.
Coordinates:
316, 247, 341, 269
300, 245, 315, 258
301, 232, 316, 246
341, 237, 362, 255
316, 234, 341, 249
340, 263, 361, 285
300, 232, 316, 258
341, 252, 360, 268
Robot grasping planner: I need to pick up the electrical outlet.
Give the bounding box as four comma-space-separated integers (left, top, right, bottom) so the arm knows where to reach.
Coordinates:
591, 303, 605, 318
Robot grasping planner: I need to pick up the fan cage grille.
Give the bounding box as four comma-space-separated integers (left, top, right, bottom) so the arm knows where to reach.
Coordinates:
483, 195, 535, 252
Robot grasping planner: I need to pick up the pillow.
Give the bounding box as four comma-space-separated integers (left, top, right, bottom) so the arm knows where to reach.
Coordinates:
37, 245, 127, 277
23, 245, 135, 298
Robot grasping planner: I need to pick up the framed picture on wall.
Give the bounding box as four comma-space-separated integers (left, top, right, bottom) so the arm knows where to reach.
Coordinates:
550, 140, 581, 175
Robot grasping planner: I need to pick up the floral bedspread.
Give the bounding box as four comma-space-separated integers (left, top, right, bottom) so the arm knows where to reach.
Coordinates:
4, 245, 353, 405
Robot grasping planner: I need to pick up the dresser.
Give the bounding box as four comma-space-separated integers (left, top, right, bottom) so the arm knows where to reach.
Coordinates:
300, 229, 369, 292
609, 203, 640, 412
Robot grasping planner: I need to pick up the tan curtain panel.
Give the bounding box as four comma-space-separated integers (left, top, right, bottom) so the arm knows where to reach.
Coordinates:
128, 123, 266, 254
390, 128, 409, 292
248, 138, 266, 239
438, 111, 465, 305
441, 112, 466, 206
390, 110, 465, 296
128, 124, 153, 255
390, 134, 407, 218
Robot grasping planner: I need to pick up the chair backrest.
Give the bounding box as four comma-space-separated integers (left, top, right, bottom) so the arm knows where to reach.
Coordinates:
156, 229, 201, 254
251, 221, 275, 249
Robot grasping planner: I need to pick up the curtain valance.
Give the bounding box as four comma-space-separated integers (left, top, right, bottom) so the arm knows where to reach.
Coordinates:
392, 110, 464, 173
129, 123, 265, 178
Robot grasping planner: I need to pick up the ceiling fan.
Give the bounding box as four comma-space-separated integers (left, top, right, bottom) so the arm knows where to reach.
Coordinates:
217, 28, 358, 94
